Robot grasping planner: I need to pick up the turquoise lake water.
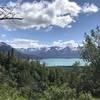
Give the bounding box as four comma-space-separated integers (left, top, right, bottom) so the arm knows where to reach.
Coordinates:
40, 58, 87, 66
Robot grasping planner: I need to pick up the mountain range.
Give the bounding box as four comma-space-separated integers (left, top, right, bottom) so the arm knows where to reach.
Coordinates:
0, 42, 81, 59
17, 45, 81, 59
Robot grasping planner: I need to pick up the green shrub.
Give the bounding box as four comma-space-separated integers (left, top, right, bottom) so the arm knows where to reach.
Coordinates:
0, 84, 27, 100
79, 92, 92, 100
33, 83, 76, 100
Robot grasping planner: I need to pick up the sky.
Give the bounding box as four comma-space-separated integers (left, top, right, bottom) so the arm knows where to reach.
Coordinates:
0, 0, 100, 48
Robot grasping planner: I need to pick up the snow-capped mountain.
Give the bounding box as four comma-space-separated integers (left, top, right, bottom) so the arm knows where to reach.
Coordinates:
0, 41, 81, 59
17, 45, 81, 59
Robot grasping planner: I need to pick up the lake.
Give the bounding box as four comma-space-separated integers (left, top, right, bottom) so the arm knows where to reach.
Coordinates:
40, 58, 87, 67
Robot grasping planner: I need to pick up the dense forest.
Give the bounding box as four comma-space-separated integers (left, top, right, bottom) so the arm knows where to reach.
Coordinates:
0, 27, 100, 100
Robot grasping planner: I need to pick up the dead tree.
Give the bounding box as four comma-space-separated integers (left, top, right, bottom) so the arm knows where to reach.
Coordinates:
0, 6, 23, 20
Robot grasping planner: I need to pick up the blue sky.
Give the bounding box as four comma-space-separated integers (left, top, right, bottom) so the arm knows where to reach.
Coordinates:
0, 0, 100, 48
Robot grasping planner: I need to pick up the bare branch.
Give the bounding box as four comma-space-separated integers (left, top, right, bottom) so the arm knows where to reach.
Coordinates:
0, 17, 23, 20
0, 6, 23, 20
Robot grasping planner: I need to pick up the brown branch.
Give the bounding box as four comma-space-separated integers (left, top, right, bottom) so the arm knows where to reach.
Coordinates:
0, 17, 23, 20
0, 6, 23, 21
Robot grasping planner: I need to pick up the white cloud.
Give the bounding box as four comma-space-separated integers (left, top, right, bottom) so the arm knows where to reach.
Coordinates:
52, 0, 81, 17
53, 40, 79, 48
5, 38, 80, 49
0, 0, 99, 30
83, 3, 99, 13
6, 38, 48, 48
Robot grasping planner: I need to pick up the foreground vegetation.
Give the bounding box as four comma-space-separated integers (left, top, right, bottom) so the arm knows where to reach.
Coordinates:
0, 27, 100, 100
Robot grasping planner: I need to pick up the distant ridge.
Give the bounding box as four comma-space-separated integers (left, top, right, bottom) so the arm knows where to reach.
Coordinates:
0, 42, 32, 59
0, 42, 81, 59
17, 46, 81, 59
